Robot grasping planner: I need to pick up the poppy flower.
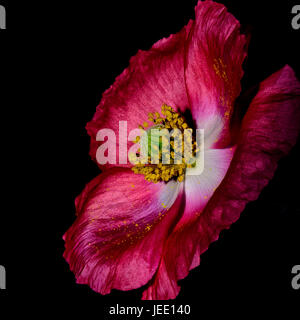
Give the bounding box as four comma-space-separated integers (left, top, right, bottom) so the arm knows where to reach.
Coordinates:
63, 0, 300, 300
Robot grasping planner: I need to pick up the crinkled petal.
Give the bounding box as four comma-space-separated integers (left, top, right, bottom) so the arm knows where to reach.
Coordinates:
63, 167, 183, 294
142, 147, 235, 299
86, 21, 193, 169
185, 0, 248, 149
143, 65, 300, 300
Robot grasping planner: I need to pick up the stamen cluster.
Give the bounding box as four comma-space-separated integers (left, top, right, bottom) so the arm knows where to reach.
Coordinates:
131, 105, 198, 183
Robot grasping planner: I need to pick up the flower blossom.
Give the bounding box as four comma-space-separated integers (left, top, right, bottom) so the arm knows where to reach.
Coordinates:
63, 0, 300, 300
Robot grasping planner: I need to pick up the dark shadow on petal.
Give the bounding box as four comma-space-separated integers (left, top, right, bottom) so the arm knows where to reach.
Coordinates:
230, 83, 259, 144
182, 107, 198, 132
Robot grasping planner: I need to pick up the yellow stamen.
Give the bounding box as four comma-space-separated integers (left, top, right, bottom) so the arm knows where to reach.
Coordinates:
132, 104, 197, 183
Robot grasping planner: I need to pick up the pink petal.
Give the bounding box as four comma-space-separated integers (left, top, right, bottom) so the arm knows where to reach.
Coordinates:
143, 65, 300, 300
142, 147, 235, 299
183, 147, 235, 225
63, 168, 183, 294
86, 21, 193, 169
185, 0, 248, 149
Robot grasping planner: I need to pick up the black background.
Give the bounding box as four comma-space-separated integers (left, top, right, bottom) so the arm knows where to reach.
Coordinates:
1, 0, 299, 317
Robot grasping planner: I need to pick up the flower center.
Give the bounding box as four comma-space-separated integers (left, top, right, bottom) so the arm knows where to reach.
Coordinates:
131, 104, 198, 183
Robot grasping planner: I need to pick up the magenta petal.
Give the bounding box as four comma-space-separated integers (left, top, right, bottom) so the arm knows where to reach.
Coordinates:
63, 168, 184, 294
86, 21, 193, 169
142, 147, 235, 299
143, 65, 300, 300
185, 1, 248, 148
194, 65, 300, 263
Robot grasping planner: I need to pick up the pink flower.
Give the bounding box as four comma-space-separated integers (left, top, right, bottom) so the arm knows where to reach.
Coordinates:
63, 0, 300, 300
